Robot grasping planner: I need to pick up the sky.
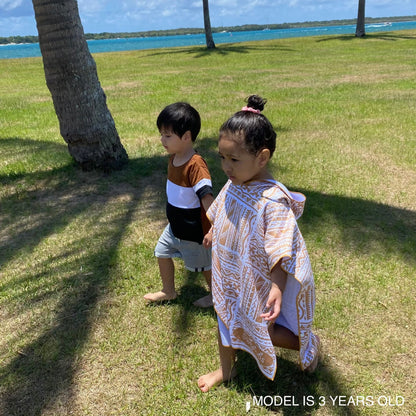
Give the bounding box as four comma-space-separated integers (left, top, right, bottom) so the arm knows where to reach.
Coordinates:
0, 0, 415, 37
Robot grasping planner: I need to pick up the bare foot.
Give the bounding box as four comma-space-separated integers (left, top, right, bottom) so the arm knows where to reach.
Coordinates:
197, 367, 236, 393
193, 293, 213, 308
198, 369, 224, 393
143, 291, 177, 302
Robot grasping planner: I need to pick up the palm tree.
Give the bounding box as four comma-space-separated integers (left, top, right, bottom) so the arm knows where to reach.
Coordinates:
32, 0, 128, 170
355, 0, 366, 37
202, 0, 215, 49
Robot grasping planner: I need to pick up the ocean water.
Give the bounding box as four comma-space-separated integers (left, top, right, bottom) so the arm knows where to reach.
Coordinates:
1, 20, 415, 60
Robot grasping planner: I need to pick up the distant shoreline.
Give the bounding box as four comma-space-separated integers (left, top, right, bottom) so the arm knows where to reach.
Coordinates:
1, 15, 415, 45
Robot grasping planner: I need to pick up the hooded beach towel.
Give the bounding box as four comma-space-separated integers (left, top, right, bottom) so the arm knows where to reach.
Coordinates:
207, 179, 318, 379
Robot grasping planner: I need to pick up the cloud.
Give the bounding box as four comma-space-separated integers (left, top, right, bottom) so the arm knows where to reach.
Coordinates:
0, 0, 22, 11
78, 1, 105, 15
213, 0, 238, 7
0, 0, 33, 17
75, 0, 206, 33
0, 15, 37, 36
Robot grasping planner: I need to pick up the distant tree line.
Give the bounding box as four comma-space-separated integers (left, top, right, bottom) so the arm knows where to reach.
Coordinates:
2, 15, 415, 45
0, 35, 38, 44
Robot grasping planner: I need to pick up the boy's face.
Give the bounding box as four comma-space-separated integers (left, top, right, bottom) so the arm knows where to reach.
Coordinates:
159, 126, 186, 155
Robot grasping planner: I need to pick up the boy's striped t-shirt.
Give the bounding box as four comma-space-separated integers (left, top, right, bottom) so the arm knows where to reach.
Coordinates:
166, 153, 212, 244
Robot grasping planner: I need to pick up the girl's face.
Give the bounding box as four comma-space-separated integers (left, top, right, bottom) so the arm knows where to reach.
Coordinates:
218, 133, 270, 185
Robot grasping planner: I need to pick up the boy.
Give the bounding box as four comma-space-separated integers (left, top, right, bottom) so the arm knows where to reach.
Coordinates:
144, 102, 213, 308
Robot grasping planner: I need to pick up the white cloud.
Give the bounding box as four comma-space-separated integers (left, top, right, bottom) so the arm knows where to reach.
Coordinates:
78, 1, 104, 15
161, 9, 175, 18
0, 15, 36, 36
213, 0, 238, 7
0, 0, 32, 17
0, 0, 23, 11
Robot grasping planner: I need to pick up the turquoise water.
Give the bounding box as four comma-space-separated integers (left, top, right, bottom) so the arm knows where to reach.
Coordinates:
1, 21, 415, 60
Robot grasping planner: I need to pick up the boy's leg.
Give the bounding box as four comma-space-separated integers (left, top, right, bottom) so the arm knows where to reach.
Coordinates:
143, 257, 177, 302
198, 327, 237, 392
193, 269, 213, 308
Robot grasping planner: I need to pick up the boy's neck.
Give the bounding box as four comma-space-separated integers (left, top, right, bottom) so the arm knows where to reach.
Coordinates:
172, 147, 196, 167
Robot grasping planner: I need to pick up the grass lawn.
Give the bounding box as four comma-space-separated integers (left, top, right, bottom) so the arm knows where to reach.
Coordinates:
1, 30, 415, 415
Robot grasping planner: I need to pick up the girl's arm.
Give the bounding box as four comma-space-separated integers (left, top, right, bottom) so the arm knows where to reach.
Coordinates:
260, 260, 287, 322
203, 226, 212, 248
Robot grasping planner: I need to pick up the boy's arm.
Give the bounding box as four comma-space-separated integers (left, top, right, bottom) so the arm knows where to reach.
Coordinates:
260, 260, 287, 322
201, 194, 214, 248
200, 193, 214, 212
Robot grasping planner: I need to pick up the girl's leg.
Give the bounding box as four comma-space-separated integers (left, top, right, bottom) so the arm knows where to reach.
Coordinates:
198, 327, 236, 392
193, 269, 213, 308
143, 257, 177, 301
268, 323, 299, 350
269, 324, 320, 372
202, 269, 212, 290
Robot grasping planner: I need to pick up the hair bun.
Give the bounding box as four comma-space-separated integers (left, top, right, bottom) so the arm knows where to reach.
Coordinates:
246, 95, 267, 112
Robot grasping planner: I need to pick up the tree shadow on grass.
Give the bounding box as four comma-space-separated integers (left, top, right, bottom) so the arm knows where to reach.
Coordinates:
231, 351, 360, 416
141, 42, 295, 59
1, 136, 415, 415
0, 137, 167, 416
298, 187, 415, 265
316, 31, 416, 42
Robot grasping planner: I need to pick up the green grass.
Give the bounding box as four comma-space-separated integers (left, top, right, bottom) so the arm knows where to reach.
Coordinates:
1, 30, 415, 415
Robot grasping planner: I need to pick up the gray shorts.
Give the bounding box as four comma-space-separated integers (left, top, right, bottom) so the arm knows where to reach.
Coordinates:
154, 224, 212, 272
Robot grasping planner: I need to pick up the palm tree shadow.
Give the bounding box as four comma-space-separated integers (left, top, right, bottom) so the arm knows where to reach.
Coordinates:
141, 43, 294, 59
0, 137, 167, 416
231, 351, 360, 416
298, 187, 415, 264
316, 31, 416, 42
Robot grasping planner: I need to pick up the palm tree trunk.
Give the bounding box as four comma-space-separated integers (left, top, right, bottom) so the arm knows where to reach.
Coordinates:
202, 0, 215, 49
32, 0, 128, 170
355, 0, 366, 37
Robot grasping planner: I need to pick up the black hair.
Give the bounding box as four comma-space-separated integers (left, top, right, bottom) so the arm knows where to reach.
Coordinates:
157, 102, 201, 142
219, 95, 276, 157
